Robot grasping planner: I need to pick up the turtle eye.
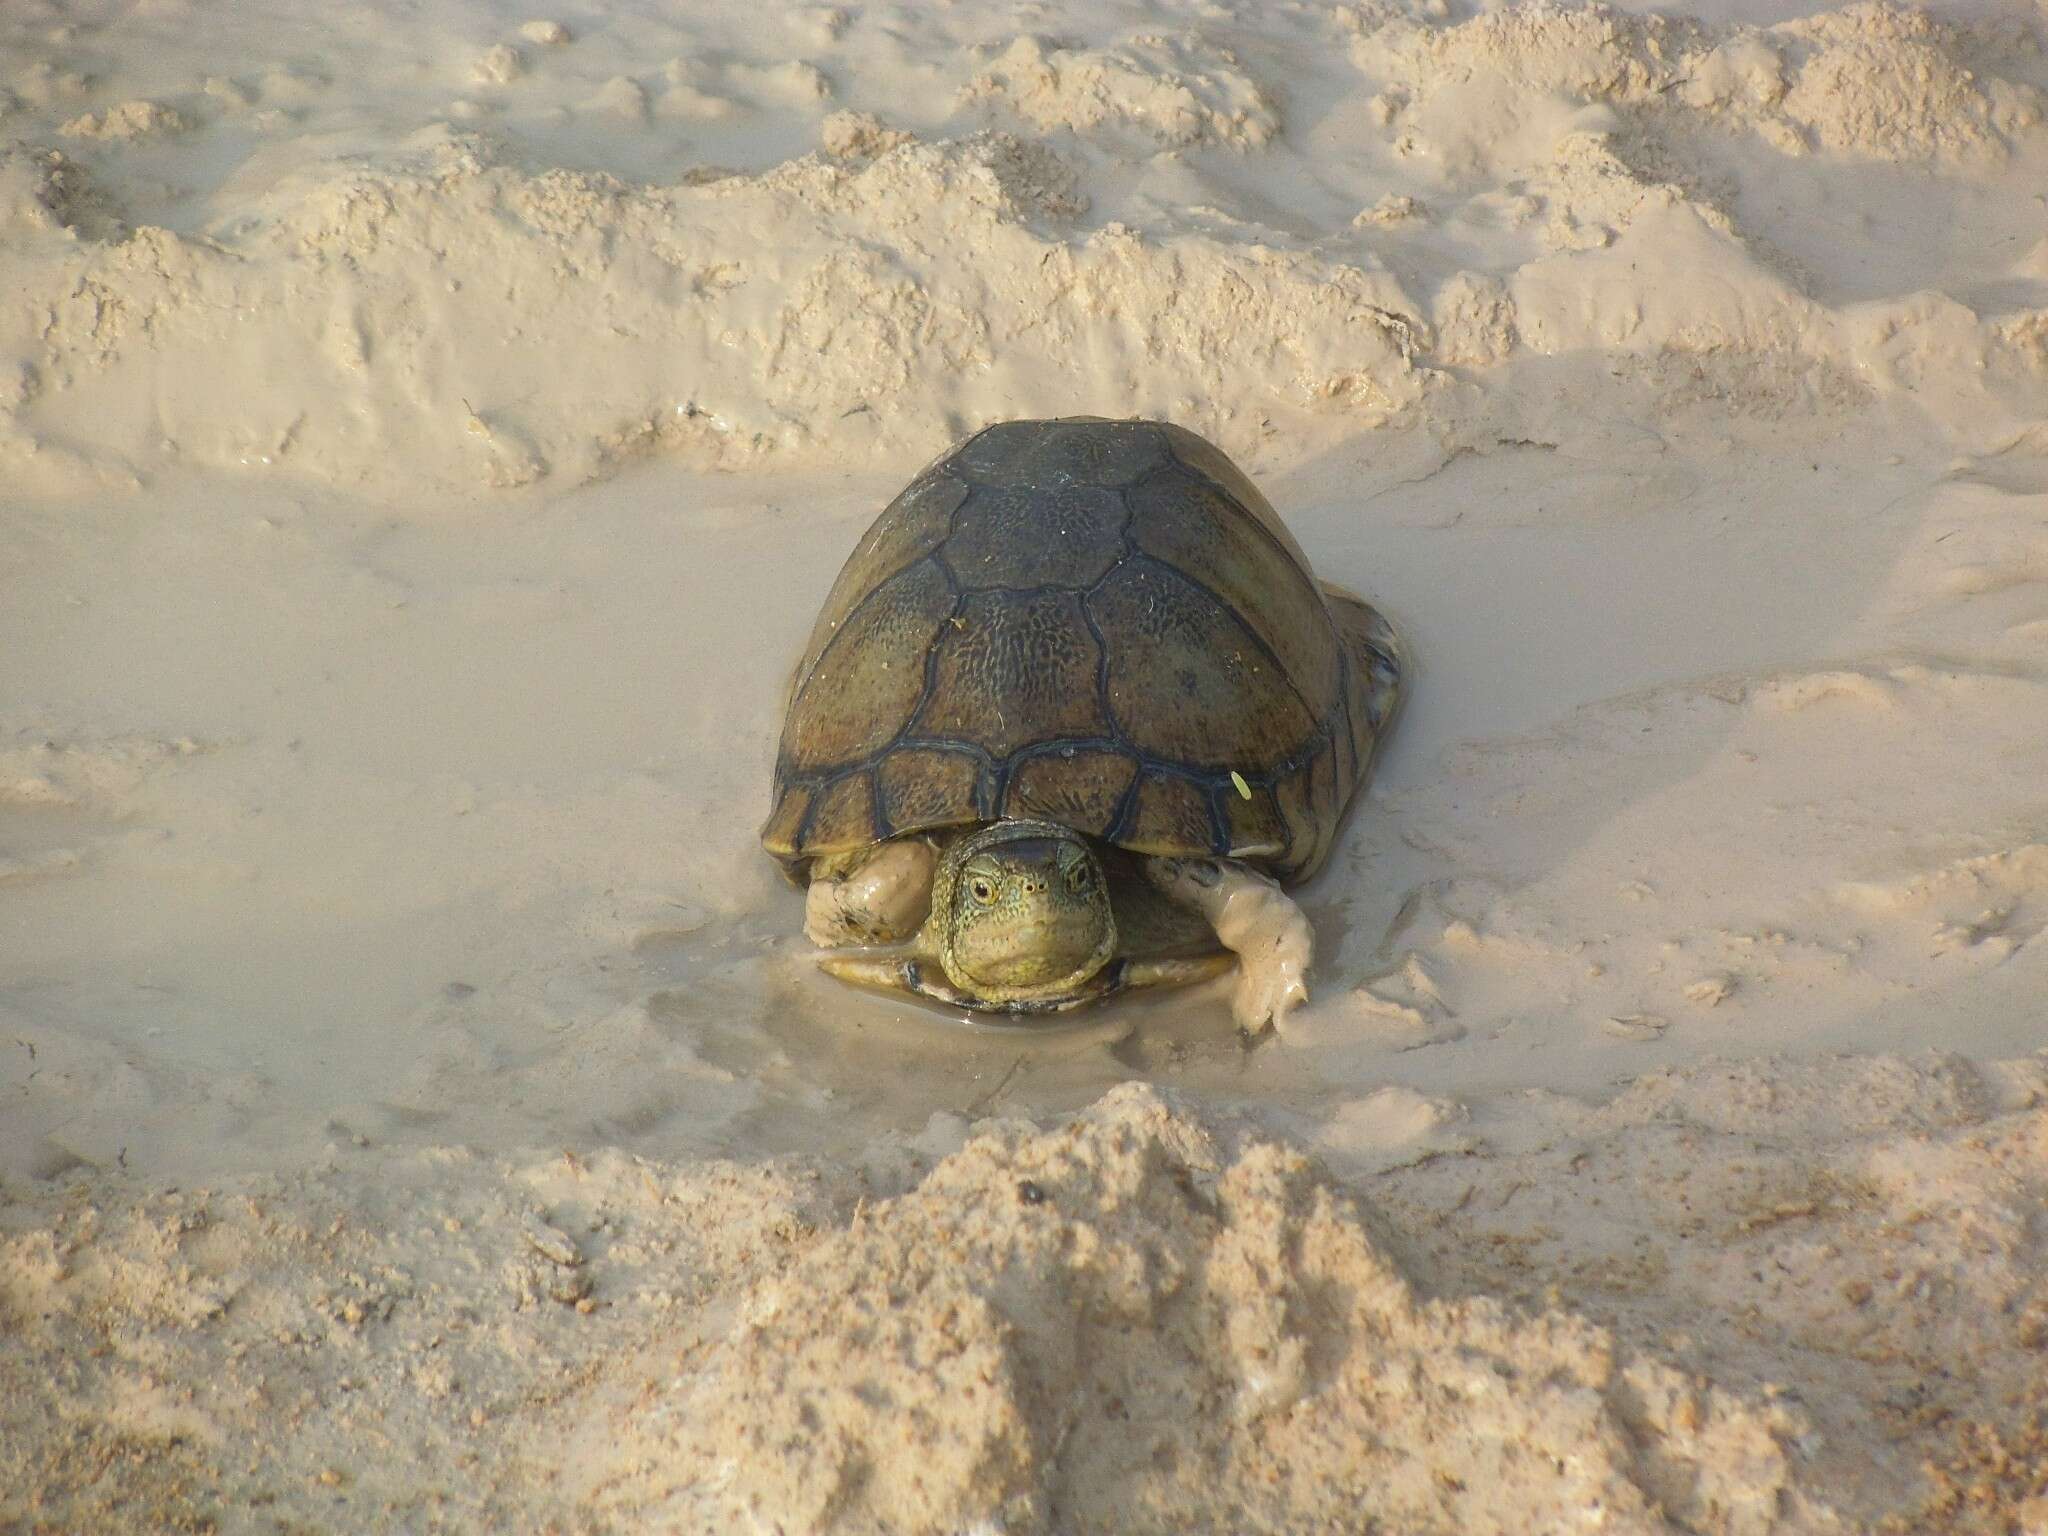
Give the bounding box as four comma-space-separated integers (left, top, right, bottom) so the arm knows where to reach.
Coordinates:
968, 876, 996, 905
1065, 861, 1093, 894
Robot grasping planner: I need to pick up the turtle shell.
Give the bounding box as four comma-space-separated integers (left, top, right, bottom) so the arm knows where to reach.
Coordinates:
761, 418, 1400, 883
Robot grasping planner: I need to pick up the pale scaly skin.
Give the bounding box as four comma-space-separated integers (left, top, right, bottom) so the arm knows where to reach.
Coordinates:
807, 819, 1308, 1032
1142, 856, 1312, 1033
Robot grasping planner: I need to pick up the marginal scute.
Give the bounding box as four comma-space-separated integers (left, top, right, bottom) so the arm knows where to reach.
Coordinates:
912, 589, 1108, 758
803, 772, 877, 854
1270, 749, 1326, 877
1361, 637, 1400, 735
1344, 658, 1377, 779
1002, 749, 1140, 831
760, 779, 811, 860
1224, 780, 1289, 860
943, 483, 1128, 589
1306, 736, 1343, 829
786, 557, 956, 773
877, 747, 982, 834
948, 419, 1050, 484
1090, 557, 1317, 768
1123, 771, 1219, 857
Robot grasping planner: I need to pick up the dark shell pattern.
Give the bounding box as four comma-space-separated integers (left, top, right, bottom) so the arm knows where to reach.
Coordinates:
762, 419, 1400, 884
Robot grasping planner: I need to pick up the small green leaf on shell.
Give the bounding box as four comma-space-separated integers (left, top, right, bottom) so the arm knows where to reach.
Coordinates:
1230, 770, 1252, 801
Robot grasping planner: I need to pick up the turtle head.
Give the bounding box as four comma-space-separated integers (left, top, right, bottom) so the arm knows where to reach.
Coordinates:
933, 820, 1116, 1004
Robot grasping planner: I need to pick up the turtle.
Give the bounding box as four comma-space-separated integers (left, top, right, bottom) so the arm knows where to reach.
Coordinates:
760, 417, 1402, 1033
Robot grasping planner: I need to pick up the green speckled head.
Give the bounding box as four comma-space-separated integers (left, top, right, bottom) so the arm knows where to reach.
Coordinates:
931, 819, 1116, 1004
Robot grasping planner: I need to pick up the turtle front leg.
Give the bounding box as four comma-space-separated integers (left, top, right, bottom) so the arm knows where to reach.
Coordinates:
1142, 856, 1312, 1034
803, 837, 937, 947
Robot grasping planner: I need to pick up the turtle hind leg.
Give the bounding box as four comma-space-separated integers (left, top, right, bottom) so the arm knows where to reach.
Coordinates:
803, 836, 937, 947
1321, 582, 1403, 748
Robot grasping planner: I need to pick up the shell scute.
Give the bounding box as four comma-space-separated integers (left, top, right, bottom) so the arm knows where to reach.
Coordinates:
1124, 771, 1220, 857
1002, 749, 1140, 827
1088, 556, 1317, 768
1127, 466, 1340, 710
1157, 421, 1312, 567
764, 418, 1398, 878
804, 772, 877, 850
877, 747, 983, 834
784, 557, 956, 773
1223, 780, 1290, 860
910, 589, 1109, 759
945, 483, 1127, 589
794, 470, 968, 685
952, 417, 1168, 489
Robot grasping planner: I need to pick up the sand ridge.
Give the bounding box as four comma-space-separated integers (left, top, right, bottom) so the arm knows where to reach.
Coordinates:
0, 1, 2042, 495
7, 1063, 2047, 1531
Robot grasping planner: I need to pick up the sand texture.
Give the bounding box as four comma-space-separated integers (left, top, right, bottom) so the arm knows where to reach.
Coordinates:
5, 0, 2048, 1529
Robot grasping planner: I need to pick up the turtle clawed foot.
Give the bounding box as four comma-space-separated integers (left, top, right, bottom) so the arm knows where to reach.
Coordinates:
815, 948, 920, 995
1231, 941, 1310, 1036
1227, 896, 1313, 1036
1145, 855, 1313, 1036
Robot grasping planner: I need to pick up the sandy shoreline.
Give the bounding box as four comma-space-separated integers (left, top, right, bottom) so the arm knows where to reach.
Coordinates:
6, 0, 2048, 1529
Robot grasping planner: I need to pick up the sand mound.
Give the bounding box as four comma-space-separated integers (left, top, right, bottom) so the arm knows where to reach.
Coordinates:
1767, 3, 2045, 162
1360, 0, 2044, 164
0, 1134, 848, 1530
1375, 1052, 2048, 1529
59, 99, 188, 142
3, 0, 2044, 498
960, 33, 1280, 149
5, 1055, 2046, 1532
0, 129, 1427, 497
590, 1083, 1826, 1535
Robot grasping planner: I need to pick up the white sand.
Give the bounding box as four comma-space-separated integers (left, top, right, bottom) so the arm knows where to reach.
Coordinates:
4, 0, 2048, 1528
